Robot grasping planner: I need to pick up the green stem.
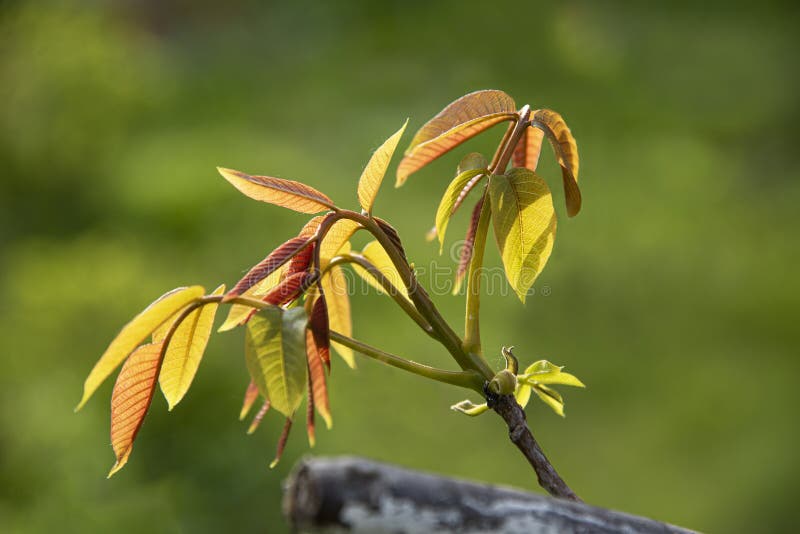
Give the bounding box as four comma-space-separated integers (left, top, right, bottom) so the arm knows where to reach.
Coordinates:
329, 331, 485, 393
327, 254, 434, 335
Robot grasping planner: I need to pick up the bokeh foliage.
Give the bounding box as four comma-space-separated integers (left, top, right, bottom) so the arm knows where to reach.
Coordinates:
1, 1, 798, 532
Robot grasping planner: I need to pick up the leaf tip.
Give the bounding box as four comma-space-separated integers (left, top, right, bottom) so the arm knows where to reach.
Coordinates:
268, 458, 280, 469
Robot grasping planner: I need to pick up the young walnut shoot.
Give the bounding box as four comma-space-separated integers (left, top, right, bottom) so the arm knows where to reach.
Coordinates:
77, 90, 586, 500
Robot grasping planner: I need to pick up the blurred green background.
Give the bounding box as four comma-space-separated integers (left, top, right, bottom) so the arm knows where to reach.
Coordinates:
2, 1, 798, 532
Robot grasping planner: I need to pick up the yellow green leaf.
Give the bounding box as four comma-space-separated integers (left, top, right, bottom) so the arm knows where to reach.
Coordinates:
319, 219, 360, 269
245, 307, 308, 417
397, 90, 517, 186
321, 264, 355, 368
76, 286, 205, 411
239, 380, 260, 421
158, 284, 225, 410
488, 169, 557, 302
519, 360, 585, 388
108, 341, 164, 477
451, 399, 489, 416
531, 109, 582, 217
218, 266, 286, 332
435, 168, 487, 254
217, 167, 335, 213
357, 120, 408, 214
352, 240, 409, 300
532, 384, 565, 417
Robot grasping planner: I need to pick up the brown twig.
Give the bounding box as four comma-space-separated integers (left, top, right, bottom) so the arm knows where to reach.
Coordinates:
485, 385, 581, 502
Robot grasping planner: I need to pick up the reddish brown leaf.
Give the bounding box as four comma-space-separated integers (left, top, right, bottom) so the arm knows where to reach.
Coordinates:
286, 241, 315, 277
269, 417, 293, 468
247, 399, 271, 434
397, 90, 517, 186
305, 327, 331, 435
225, 236, 312, 300
450, 171, 487, 216
305, 371, 316, 447
108, 341, 165, 477
512, 126, 545, 172
308, 293, 331, 371
453, 196, 485, 294
374, 217, 407, 262
218, 167, 335, 214
239, 380, 260, 420
531, 109, 581, 217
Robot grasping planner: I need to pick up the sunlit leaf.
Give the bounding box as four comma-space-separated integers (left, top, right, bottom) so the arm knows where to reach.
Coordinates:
435, 168, 487, 254
358, 120, 408, 213
158, 284, 225, 410
531, 109, 581, 217
305, 325, 332, 429
218, 267, 286, 332
247, 399, 271, 434
319, 219, 360, 269
457, 152, 489, 174
352, 241, 409, 299
245, 307, 308, 417
519, 360, 585, 388
226, 236, 312, 300
453, 197, 485, 295
488, 169, 557, 302
306, 373, 316, 447
397, 90, 517, 185
321, 264, 355, 368
512, 126, 544, 171
451, 399, 489, 416
532, 384, 565, 417
77, 286, 204, 411
107, 341, 164, 477
217, 167, 336, 213
239, 380, 260, 420
269, 417, 293, 469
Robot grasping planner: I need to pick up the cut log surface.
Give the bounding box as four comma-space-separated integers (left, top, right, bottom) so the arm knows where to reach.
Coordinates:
283, 456, 696, 534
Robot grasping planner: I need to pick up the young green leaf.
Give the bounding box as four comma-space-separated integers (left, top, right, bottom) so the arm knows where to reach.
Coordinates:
225, 236, 312, 300
531, 109, 581, 217
321, 264, 355, 368
157, 284, 225, 410
245, 307, 308, 417
217, 167, 336, 213
397, 90, 517, 185
358, 119, 408, 214
434, 168, 487, 254
489, 169, 557, 302
532, 384, 565, 417
451, 399, 490, 416
518, 360, 586, 388
77, 286, 205, 411
108, 341, 164, 477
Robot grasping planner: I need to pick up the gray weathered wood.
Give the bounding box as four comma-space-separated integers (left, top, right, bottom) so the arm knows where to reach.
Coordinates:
282, 456, 695, 533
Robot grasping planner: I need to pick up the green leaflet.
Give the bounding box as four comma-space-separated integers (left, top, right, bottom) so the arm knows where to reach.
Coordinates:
489, 168, 557, 303
245, 307, 308, 417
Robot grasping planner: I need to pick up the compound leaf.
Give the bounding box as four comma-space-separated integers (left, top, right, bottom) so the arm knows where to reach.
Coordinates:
489, 169, 556, 302
77, 286, 205, 411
